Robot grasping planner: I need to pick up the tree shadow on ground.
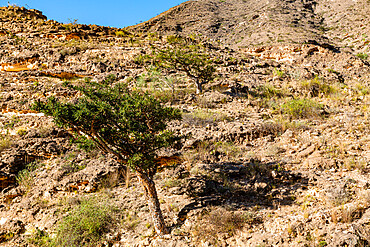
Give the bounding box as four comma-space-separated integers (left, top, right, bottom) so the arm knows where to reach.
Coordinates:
171, 159, 310, 229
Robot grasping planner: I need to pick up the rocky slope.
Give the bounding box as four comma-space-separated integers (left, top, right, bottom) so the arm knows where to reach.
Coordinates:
0, 3, 369, 247
131, 0, 370, 54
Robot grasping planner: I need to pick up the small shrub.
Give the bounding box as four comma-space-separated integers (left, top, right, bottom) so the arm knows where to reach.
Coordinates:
143, 36, 216, 94
331, 205, 365, 223
52, 197, 115, 247
99, 171, 122, 189
326, 185, 351, 207
123, 212, 141, 231
3, 116, 20, 129
355, 83, 369, 96
16, 169, 34, 192
211, 141, 244, 160
16, 161, 42, 192
263, 84, 285, 98
17, 128, 28, 136
0, 135, 12, 153
115, 30, 130, 37
28, 228, 51, 246
273, 68, 285, 78
164, 178, 181, 188
300, 77, 336, 97
192, 207, 246, 244
183, 109, 230, 127
319, 240, 328, 246
250, 84, 285, 99
279, 98, 324, 119
135, 67, 190, 102
60, 161, 86, 174
356, 53, 368, 60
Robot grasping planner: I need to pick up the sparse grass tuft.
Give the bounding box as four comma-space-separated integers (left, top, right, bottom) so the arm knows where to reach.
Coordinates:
355, 83, 369, 96
192, 207, 247, 244
300, 77, 336, 97
0, 135, 12, 153
251, 84, 285, 99
183, 109, 231, 127
115, 30, 130, 37
28, 228, 51, 246
52, 197, 115, 247
16, 161, 41, 192
278, 98, 324, 119
164, 178, 181, 188
331, 204, 365, 223
135, 67, 192, 102
16, 128, 28, 136
273, 68, 285, 78
16, 169, 34, 192
122, 212, 141, 231
356, 53, 368, 60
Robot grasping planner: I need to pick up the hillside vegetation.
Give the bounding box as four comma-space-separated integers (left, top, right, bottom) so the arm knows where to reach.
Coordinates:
0, 2, 369, 246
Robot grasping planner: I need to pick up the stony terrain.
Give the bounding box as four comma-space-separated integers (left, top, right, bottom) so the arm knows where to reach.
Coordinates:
131, 0, 370, 54
0, 2, 369, 247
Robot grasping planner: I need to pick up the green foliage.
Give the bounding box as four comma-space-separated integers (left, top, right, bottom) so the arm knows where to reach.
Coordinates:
164, 178, 181, 188
279, 98, 324, 119
115, 30, 130, 37
71, 135, 97, 153
16, 161, 41, 192
327, 68, 339, 74
2, 115, 20, 129
355, 83, 369, 96
188, 109, 230, 123
300, 77, 336, 97
356, 53, 368, 60
319, 241, 328, 246
16, 128, 28, 136
0, 232, 15, 242
273, 68, 285, 78
60, 161, 86, 174
135, 67, 190, 102
142, 36, 216, 93
122, 212, 141, 231
32, 75, 181, 178
28, 228, 51, 246
52, 197, 115, 247
0, 135, 12, 153
258, 84, 285, 99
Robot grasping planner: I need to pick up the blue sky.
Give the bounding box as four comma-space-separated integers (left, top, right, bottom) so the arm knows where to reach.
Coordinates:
2, 0, 187, 28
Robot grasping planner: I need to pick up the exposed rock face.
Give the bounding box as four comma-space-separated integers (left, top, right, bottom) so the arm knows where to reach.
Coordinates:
131, 0, 370, 53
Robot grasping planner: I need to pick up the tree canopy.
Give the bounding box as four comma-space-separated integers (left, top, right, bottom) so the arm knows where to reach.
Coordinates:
33, 76, 182, 234
33, 76, 181, 176
137, 36, 216, 94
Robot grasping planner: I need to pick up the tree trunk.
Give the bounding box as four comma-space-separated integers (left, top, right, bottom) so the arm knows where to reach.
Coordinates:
125, 168, 130, 188
137, 172, 168, 235
195, 79, 203, 94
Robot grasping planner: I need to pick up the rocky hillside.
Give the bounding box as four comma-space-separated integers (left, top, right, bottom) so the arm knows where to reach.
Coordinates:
0, 3, 370, 247
131, 0, 370, 53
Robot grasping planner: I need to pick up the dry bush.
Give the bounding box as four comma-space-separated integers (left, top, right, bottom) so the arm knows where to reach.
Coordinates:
300, 77, 337, 97
182, 109, 231, 127
358, 190, 370, 206
278, 98, 325, 119
0, 135, 12, 153
331, 204, 366, 223
326, 185, 352, 207
191, 207, 247, 244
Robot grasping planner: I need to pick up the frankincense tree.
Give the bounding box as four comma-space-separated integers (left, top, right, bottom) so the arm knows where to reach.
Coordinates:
32, 75, 182, 235
138, 35, 216, 94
